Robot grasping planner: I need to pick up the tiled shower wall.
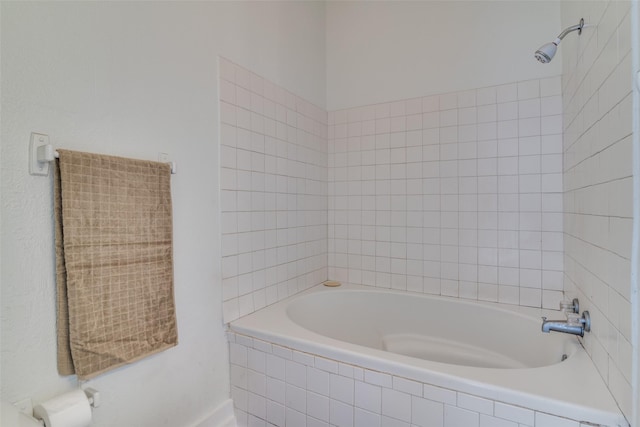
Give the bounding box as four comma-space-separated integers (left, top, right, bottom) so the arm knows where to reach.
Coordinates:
328, 78, 565, 309
219, 63, 569, 318
561, 0, 634, 418
219, 58, 329, 323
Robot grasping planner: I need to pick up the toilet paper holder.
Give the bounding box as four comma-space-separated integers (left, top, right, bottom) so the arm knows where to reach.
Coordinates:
32, 388, 100, 427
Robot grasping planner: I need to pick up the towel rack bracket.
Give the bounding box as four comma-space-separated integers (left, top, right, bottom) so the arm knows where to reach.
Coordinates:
29, 132, 52, 176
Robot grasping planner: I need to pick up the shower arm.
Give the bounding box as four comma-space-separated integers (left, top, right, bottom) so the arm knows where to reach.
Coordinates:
555, 18, 584, 43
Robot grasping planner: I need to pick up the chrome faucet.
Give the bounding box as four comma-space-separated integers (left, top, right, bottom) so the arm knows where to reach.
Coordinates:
541, 311, 591, 337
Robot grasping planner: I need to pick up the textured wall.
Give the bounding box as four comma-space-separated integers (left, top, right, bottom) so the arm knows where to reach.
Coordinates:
328, 78, 565, 309
560, 0, 634, 419
0, 2, 325, 426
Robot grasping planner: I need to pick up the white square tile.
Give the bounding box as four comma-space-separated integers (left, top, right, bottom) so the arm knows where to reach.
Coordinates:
494, 402, 534, 425
498, 284, 519, 304
458, 90, 477, 108
412, 396, 444, 427
381, 389, 411, 422
477, 123, 497, 141
498, 120, 518, 139
541, 95, 562, 116
293, 350, 315, 367
355, 380, 382, 413
459, 107, 477, 125
517, 80, 540, 100
541, 173, 562, 192
405, 98, 423, 115
247, 414, 266, 427
308, 367, 330, 396
330, 399, 354, 427
286, 409, 307, 426
267, 377, 286, 404
541, 115, 562, 134
519, 117, 541, 137
498, 102, 518, 121
496, 83, 517, 103
231, 364, 247, 390
444, 405, 479, 427
365, 370, 392, 388
542, 289, 563, 309
519, 287, 541, 307
477, 86, 497, 105
423, 384, 456, 405
393, 377, 422, 396
520, 268, 541, 289
307, 391, 330, 422
518, 99, 541, 118
540, 76, 561, 97
457, 393, 493, 415
440, 93, 458, 110
355, 408, 381, 427
266, 400, 285, 426
423, 112, 440, 129
248, 392, 267, 420
286, 360, 307, 388
331, 374, 355, 404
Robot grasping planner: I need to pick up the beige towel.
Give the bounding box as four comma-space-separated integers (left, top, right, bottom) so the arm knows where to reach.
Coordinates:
54, 149, 177, 379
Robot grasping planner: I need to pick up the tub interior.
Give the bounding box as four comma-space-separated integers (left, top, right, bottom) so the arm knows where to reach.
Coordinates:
381, 333, 532, 368
286, 289, 572, 369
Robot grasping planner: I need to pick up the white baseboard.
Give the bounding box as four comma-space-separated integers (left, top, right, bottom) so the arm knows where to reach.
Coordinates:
192, 399, 236, 427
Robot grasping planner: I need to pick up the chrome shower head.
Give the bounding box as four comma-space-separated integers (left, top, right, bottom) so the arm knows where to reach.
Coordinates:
535, 18, 584, 64
535, 41, 558, 63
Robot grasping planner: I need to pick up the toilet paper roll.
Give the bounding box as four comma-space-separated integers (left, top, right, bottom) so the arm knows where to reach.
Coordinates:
33, 389, 92, 427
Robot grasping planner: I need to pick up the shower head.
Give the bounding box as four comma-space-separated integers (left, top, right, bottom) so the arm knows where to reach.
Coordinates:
535, 18, 584, 64
535, 41, 558, 64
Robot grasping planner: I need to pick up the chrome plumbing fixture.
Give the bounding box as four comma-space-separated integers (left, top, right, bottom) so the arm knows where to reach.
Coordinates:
559, 298, 579, 314
541, 311, 591, 337
535, 18, 584, 63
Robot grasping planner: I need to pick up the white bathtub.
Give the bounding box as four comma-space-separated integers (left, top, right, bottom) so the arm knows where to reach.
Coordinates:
230, 284, 626, 426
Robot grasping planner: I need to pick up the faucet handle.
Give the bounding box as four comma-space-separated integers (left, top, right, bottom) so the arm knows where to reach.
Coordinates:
581, 311, 591, 332
566, 313, 581, 326
560, 298, 579, 313
541, 316, 547, 322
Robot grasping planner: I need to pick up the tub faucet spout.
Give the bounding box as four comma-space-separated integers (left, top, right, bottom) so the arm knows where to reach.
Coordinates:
541, 311, 590, 337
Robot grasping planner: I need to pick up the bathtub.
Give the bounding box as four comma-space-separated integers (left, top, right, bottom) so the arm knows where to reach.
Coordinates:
230, 284, 626, 426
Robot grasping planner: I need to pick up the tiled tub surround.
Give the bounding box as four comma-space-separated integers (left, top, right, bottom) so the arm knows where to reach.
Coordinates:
328, 78, 565, 310
219, 66, 569, 321
228, 286, 626, 427
560, 0, 634, 419
218, 62, 628, 426
219, 58, 329, 323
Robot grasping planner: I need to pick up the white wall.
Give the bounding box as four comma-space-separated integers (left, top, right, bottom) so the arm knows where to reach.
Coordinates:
326, 1, 562, 111
560, 0, 634, 420
0, 2, 325, 426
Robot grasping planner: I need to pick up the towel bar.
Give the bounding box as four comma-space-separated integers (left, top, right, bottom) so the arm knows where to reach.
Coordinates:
36, 143, 177, 174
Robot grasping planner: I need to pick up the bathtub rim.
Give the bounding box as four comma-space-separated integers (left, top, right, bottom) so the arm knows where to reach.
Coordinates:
229, 283, 627, 426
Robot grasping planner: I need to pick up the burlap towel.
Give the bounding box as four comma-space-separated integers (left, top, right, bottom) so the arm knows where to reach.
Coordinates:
54, 149, 177, 379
